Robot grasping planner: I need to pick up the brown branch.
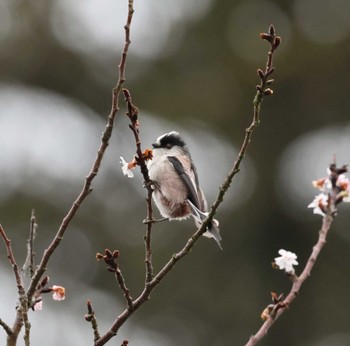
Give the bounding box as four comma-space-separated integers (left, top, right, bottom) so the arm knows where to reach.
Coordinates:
22, 209, 37, 278
0, 225, 30, 346
25, 0, 134, 305
245, 213, 333, 346
85, 300, 101, 342
0, 319, 13, 337
94, 25, 280, 346
97, 249, 134, 310
0, 225, 25, 299
122, 88, 154, 284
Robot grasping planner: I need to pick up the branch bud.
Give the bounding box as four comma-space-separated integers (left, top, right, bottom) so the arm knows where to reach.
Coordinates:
264, 88, 274, 96
257, 69, 265, 79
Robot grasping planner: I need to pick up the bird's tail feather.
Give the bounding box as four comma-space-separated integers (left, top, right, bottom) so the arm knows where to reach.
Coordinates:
187, 200, 222, 250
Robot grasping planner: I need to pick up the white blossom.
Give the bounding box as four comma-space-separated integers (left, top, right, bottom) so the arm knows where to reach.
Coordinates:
308, 193, 328, 216
120, 157, 134, 178
274, 249, 298, 274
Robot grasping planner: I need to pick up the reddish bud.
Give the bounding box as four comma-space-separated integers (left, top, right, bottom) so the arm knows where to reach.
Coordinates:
85, 314, 93, 322
96, 253, 104, 260
268, 25, 275, 36
260, 33, 272, 42
274, 36, 281, 49
264, 88, 274, 96
105, 249, 113, 258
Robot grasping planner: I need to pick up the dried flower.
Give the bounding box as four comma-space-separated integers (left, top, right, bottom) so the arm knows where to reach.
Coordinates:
143, 148, 153, 161
274, 249, 298, 274
312, 177, 331, 192
52, 285, 65, 301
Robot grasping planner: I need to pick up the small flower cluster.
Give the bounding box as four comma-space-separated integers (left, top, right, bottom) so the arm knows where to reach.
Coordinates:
308, 164, 349, 216
32, 276, 65, 311
120, 148, 153, 178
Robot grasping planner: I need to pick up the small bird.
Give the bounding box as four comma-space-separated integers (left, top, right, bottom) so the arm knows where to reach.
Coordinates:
147, 131, 222, 249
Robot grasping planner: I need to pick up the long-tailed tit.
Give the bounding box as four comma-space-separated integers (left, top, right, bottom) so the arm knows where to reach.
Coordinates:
147, 131, 222, 249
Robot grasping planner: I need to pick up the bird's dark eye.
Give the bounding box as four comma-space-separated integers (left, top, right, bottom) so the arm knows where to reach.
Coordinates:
166, 143, 172, 149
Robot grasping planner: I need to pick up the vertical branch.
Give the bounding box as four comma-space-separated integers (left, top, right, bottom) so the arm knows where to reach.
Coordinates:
144, 186, 154, 283
22, 209, 37, 278
123, 88, 154, 283
85, 300, 101, 342
0, 225, 31, 346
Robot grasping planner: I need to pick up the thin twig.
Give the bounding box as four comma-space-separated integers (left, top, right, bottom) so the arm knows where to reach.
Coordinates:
0, 225, 31, 346
115, 265, 133, 310
94, 25, 280, 346
25, 0, 134, 306
123, 88, 154, 283
22, 209, 37, 278
97, 249, 134, 311
0, 318, 13, 337
85, 300, 101, 342
0, 225, 24, 299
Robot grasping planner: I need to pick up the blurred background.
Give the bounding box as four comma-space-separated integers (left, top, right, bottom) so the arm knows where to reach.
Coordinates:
1, 0, 350, 345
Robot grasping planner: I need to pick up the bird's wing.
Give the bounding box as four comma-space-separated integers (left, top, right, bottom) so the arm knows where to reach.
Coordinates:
167, 156, 200, 209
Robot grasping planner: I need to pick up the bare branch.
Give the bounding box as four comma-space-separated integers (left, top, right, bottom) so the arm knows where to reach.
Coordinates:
96, 250, 133, 310
123, 88, 154, 283
0, 225, 31, 346
22, 209, 37, 278
25, 0, 135, 305
85, 300, 101, 342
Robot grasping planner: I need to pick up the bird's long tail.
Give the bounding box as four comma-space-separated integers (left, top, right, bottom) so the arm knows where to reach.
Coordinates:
187, 200, 222, 250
